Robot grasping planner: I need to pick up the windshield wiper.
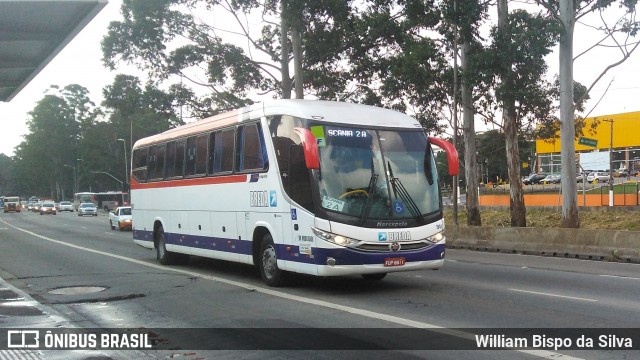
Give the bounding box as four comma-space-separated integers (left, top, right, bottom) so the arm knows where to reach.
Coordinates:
388, 162, 424, 224
359, 158, 378, 224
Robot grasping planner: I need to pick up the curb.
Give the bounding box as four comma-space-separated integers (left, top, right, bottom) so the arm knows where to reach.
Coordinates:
445, 226, 640, 263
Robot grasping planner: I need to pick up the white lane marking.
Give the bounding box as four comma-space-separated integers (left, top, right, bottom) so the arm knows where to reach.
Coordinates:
0, 218, 583, 360
509, 288, 597, 302
600, 274, 640, 281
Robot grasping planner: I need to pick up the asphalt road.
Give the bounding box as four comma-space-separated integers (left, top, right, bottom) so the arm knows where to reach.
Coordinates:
0, 210, 638, 359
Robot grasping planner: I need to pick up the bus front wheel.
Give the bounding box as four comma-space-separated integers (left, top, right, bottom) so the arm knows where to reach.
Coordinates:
259, 234, 287, 287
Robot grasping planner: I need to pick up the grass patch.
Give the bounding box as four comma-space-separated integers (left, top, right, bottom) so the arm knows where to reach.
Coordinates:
444, 207, 640, 230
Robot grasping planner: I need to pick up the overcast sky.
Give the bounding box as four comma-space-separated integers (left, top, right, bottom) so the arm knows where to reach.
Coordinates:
1, 1, 639, 157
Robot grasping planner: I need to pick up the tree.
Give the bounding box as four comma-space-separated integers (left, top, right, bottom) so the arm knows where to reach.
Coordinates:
102, 1, 450, 134
536, 0, 640, 228
13, 85, 99, 199
101, 74, 183, 191
441, 0, 489, 226
0, 154, 17, 196
487, 2, 558, 226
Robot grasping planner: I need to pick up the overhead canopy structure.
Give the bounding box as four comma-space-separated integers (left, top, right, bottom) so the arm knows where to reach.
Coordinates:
0, 0, 107, 102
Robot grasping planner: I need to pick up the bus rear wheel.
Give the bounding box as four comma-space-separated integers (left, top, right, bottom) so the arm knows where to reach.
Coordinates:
259, 234, 287, 287
156, 226, 178, 265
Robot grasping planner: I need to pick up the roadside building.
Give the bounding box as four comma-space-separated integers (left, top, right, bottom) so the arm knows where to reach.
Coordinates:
535, 111, 640, 175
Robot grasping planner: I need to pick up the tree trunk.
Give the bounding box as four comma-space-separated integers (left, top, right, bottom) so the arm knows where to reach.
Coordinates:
504, 109, 526, 226
461, 40, 481, 226
292, 27, 303, 99
280, 1, 292, 99
559, 0, 579, 228
498, 0, 526, 227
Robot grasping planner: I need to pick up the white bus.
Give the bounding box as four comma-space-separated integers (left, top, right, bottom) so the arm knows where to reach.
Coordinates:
73, 191, 129, 211
130, 100, 459, 286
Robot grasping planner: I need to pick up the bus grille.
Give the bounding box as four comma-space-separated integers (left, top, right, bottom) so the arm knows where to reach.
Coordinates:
354, 241, 431, 252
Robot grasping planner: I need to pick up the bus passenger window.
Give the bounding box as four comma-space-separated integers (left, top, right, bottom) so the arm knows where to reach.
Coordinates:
174, 140, 185, 177
213, 129, 234, 173
155, 144, 165, 179
195, 134, 208, 175
131, 148, 148, 182
238, 123, 266, 172
147, 146, 157, 180
165, 141, 176, 178
185, 136, 197, 176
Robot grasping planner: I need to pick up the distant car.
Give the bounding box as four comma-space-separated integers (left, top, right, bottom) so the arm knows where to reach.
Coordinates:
523, 173, 547, 185
586, 172, 609, 183
576, 173, 584, 182
40, 201, 57, 215
77, 202, 98, 217
3, 196, 21, 213
31, 202, 43, 212
58, 201, 74, 212
544, 174, 561, 184
109, 206, 132, 231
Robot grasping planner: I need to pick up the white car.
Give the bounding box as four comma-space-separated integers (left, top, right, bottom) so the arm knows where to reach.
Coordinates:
77, 202, 98, 216
586, 172, 610, 183
40, 201, 57, 215
109, 206, 132, 231
58, 201, 74, 212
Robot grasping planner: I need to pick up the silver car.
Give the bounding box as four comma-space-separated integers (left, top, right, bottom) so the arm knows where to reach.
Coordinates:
586, 172, 610, 183
77, 202, 98, 216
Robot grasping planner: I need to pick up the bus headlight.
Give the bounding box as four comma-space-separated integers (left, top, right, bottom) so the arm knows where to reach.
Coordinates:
425, 232, 444, 244
311, 227, 360, 247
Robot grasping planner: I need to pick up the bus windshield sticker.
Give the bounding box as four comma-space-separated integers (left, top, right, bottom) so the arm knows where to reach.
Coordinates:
392, 200, 405, 214
310, 126, 326, 147
322, 196, 345, 212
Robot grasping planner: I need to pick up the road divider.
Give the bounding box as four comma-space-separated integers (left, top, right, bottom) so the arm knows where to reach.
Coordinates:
446, 226, 640, 263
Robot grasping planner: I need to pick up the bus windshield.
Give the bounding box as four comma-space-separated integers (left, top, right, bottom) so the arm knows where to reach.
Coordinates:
314, 124, 440, 221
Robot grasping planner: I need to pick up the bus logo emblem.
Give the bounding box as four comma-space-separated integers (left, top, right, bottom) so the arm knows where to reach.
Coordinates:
270, 191, 277, 207
389, 242, 401, 252
378, 232, 387, 241
250, 191, 269, 207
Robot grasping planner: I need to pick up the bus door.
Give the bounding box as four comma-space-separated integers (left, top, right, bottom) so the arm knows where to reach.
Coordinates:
283, 134, 318, 273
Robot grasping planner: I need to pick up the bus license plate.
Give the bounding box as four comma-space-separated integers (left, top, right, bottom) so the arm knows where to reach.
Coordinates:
384, 257, 405, 267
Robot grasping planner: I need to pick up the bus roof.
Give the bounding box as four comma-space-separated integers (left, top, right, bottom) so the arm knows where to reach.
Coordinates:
133, 100, 423, 148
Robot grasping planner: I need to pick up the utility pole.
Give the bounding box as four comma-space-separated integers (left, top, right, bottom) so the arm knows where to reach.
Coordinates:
604, 119, 614, 206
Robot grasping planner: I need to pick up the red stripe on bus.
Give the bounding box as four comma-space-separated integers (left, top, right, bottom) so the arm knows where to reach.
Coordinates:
130, 174, 248, 189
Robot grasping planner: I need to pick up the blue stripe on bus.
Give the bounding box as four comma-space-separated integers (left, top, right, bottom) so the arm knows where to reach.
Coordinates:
134, 230, 444, 266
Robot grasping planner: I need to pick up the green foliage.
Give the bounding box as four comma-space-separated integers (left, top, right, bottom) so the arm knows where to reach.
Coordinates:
12, 85, 98, 198
102, 0, 451, 135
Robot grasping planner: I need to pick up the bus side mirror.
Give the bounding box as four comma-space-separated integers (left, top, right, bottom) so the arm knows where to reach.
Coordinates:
428, 137, 459, 176
293, 128, 320, 170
